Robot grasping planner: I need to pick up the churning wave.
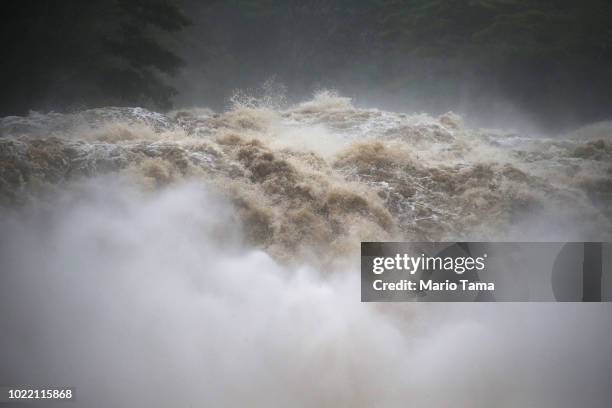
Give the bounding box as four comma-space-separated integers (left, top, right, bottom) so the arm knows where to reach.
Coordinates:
1, 90, 611, 263
1, 91, 612, 407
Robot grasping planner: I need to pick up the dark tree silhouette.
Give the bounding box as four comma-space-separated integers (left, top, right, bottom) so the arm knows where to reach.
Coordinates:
0, 0, 189, 115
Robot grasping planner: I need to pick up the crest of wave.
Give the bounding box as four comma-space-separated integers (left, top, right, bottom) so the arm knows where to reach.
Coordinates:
0, 88, 611, 261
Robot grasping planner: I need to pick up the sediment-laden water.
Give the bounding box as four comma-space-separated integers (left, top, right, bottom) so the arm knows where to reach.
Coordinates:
1, 91, 611, 407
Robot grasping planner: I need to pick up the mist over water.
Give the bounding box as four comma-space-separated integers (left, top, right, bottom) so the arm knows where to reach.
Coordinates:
1, 91, 612, 406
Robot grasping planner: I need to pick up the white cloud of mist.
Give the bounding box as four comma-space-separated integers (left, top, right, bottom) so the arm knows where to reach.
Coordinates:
1, 178, 611, 407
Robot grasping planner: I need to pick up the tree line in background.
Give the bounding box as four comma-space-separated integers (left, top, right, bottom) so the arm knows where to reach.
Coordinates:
376, 0, 612, 127
0, 0, 189, 115
2, 0, 612, 129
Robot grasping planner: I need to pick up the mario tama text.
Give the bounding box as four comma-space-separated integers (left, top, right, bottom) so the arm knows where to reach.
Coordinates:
361, 242, 612, 302
374, 278, 493, 292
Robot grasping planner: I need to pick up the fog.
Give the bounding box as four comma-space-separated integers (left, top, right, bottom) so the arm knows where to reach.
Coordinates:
1, 178, 611, 407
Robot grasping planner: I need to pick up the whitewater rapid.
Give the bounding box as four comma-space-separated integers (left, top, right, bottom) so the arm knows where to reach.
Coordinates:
1, 91, 612, 407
